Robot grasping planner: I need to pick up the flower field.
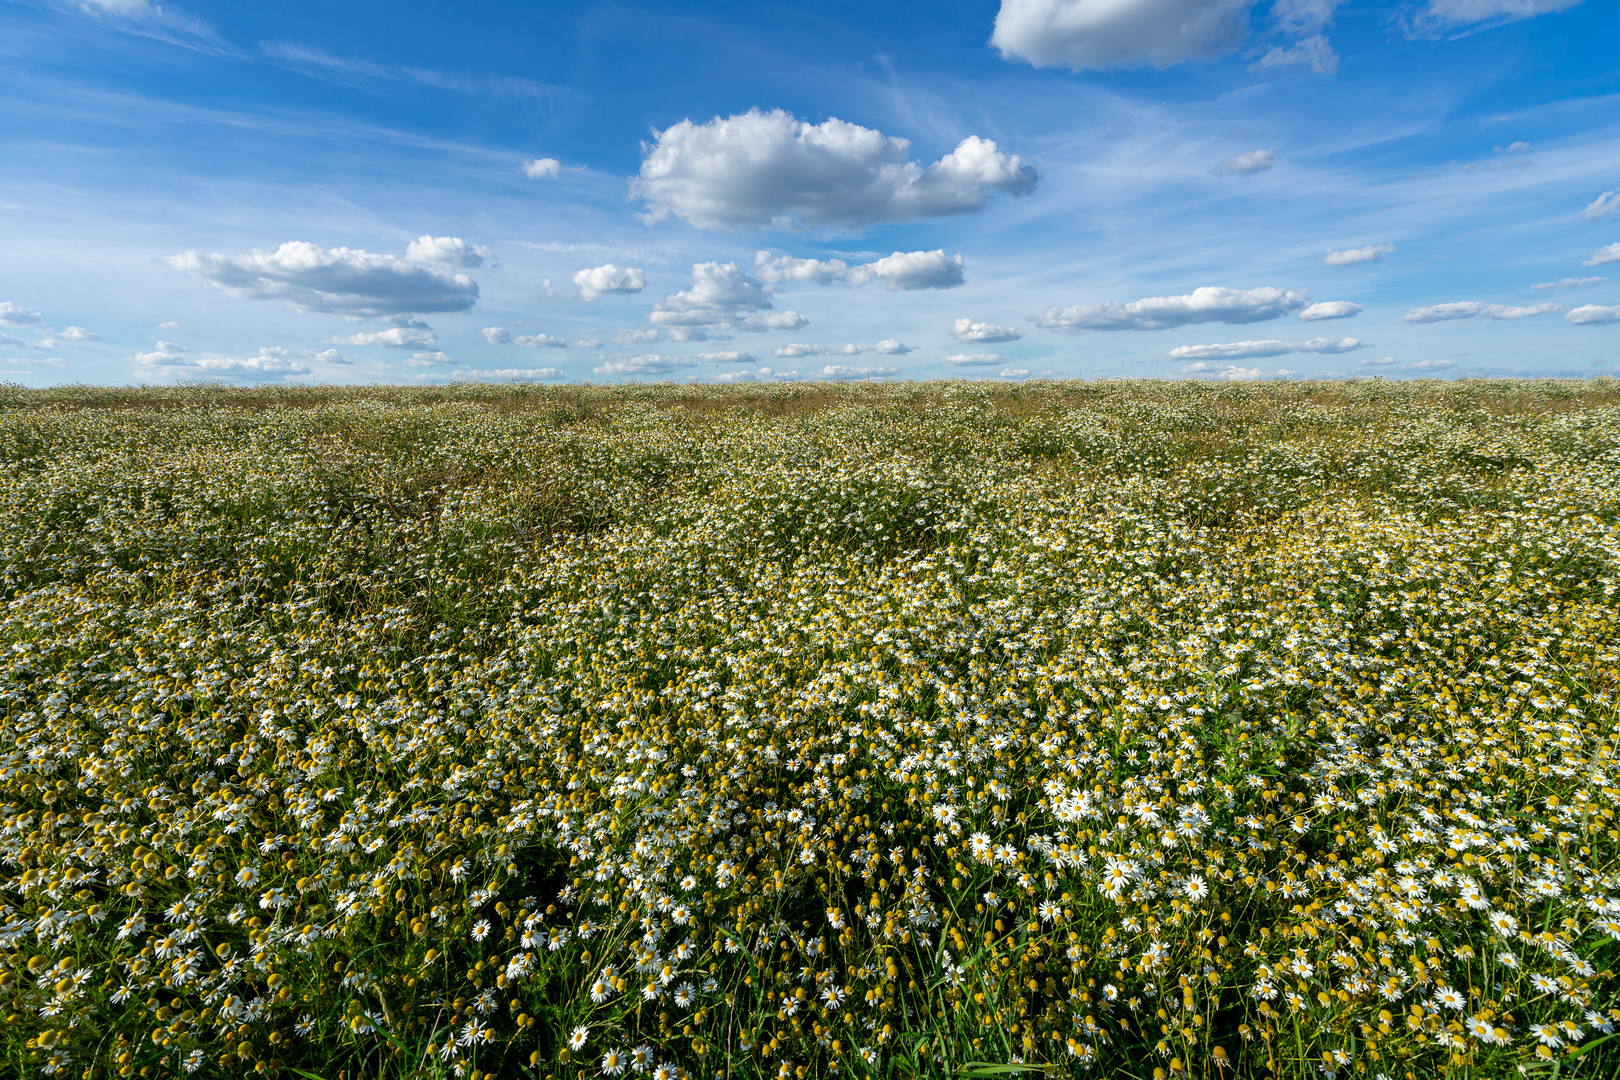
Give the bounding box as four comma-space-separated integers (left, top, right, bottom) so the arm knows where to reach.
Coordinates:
3, 378, 1620, 1080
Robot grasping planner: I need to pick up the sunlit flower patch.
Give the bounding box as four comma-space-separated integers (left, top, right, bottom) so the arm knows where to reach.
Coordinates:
0, 379, 1617, 1079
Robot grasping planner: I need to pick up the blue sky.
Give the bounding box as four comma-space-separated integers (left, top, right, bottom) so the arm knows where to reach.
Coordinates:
2, 0, 1617, 384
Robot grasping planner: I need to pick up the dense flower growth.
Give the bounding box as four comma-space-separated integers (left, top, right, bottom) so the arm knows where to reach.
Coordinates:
1, 379, 1618, 1080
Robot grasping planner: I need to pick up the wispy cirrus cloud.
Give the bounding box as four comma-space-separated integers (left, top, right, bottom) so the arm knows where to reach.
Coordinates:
1402, 301, 1562, 322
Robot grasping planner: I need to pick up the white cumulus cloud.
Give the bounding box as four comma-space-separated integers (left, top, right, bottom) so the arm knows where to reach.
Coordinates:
573, 264, 647, 300
697, 350, 758, 363
633, 110, 1036, 230
133, 341, 311, 378
1567, 305, 1620, 325
480, 367, 566, 380
1168, 336, 1363, 359
951, 318, 1023, 343
333, 327, 437, 348
1298, 301, 1362, 321
481, 327, 512, 343
1035, 286, 1308, 331
811, 365, 897, 380
1324, 243, 1395, 266
872, 339, 914, 354
1402, 301, 1562, 322
1217, 150, 1275, 176
405, 351, 456, 366
754, 249, 964, 290
593, 354, 697, 376
404, 235, 489, 267
169, 241, 479, 317
60, 325, 99, 341
1178, 362, 1292, 380
0, 302, 42, 326
514, 333, 567, 348
1410, 358, 1456, 370
862, 249, 965, 290
991, 0, 1255, 71
1582, 243, 1620, 267
523, 158, 561, 179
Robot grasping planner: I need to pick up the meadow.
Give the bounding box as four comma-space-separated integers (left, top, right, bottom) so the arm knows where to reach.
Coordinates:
2, 377, 1618, 1080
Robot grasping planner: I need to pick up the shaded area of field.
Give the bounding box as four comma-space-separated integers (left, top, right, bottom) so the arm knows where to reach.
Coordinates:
1, 379, 1618, 1080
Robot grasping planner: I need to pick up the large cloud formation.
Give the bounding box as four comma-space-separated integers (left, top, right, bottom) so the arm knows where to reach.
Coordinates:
168, 240, 480, 317
991, 0, 1255, 71
754, 249, 965, 291
573, 264, 647, 300
1034, 286, 1309, 331
633, 110, 1037, 231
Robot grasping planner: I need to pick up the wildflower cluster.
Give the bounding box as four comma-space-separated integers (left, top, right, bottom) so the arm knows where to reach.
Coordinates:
1, 379, 1618, 1080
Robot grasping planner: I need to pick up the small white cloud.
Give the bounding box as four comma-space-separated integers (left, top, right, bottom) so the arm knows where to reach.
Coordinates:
697, 350, 758, 363
941, 353, 1010, 367
1410, 358, 1455, 370
481, 367, 566, 380
593, 354, 696, 376
1567, 304, 1620, 325
1494, 140, 1531, 153
1582, 242, 1620, 268
169, 241, 479, 317
754, 253, 853, 285
1168, 336, 1362, 359
1324, 243, 1395, 266
1178, 362, 1272, 380
999, 368, 1031, 377
1402, 301, 1562, 322
1252, 34, 1339, 74
0, 333, 29, 348
133, 341, 311, 378
871, 339, 914, 354
315, 348, 350, 365
333, 327, 437, 348
860, 250, 965, 290
755, 249, 964, 290
991, 0, 1255, 71
740, 310, 808, 331
574, 338, 602, 349
523, 157, 562, 179
573, 264, 647, 300
1583, 189, 1619, 221
481, 326, 512, 344
1358, 355, 1401, 366
1216, 150, 1275, 176
0, 302, 42, 326
405, 235, 489, 267
405, 351, 457, 366
1036, 285, 1308, 331
810, 364, 897, 380
633, 109, 1036, 230
514, 333, 567, 348
1531, 276, 1605, 290
157, 320, 181, 330
58, 325, 98, 341
1298, 301, 1362, 321
951, 317, 1023, 343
